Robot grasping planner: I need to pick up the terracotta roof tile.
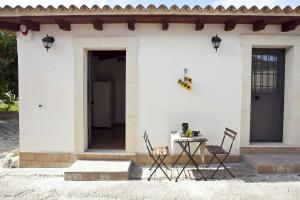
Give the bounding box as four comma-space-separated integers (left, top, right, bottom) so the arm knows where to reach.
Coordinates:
215, 5, 225, 12
69, 5, 80, 12
237, 6, 248, 13
0, 5, 299, 16
136, 5, 146, 12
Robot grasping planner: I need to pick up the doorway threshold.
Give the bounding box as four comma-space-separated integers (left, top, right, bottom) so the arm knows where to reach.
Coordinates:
240, 143, 300, 154
84, 149, 134, 155
249, 142, 292, 147
75, 150, 135, 161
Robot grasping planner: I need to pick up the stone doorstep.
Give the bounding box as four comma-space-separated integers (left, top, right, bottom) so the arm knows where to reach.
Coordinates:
64, 160, 132, 181
240, 147, 300, 154
243, 154, 300, 174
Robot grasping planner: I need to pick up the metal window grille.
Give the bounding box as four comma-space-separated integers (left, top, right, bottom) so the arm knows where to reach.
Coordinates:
252, 53, 281, 94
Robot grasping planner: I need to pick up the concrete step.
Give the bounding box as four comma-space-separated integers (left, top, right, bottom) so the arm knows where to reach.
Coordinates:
64, 160, 132, 181
243, 154, 300, 174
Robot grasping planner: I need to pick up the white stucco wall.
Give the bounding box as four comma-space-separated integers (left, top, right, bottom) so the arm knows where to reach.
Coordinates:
17, 23, 300, 154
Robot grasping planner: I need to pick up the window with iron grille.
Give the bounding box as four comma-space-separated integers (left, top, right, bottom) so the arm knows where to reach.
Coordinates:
252, 53, 281, 94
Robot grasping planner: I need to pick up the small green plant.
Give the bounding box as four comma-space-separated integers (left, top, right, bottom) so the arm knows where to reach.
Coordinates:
0, 101, 18, 111
185, 129, 193, 137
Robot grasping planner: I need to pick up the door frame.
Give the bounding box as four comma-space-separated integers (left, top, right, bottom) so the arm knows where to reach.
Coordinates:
87, 50, 126, 149
250, 48, 285, 142
240, 35, 300, 147
73, 37, 138, 154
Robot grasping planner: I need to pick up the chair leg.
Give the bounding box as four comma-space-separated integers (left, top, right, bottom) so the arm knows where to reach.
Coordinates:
205, 154, 215, 168
222, 163, 235, 178
216, 155, 235, 178
148, 157, 160, 180
157, 155, 171, 181
149, 156, 160, 170
159, 157, 171, 170
210, 159, 222, 179
210, 154, 235, 179
150, 157, 170, 171
148, 168, 156, 181
148, 155, 171, 181
149, 159, 157, 171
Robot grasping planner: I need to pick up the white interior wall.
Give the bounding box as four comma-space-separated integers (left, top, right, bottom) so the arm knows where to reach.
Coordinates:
91, 55, 126, 124
17, 23, 300, 154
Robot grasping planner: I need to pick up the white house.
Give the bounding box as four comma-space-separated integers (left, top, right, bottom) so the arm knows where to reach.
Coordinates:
0, 4, 300, 167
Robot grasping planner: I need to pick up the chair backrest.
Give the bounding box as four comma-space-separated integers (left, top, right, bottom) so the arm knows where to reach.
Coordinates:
143, 131, 153, 155
220, 127, 237, 154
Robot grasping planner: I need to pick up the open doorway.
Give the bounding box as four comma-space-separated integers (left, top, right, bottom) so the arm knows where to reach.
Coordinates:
88, 50, 126, 150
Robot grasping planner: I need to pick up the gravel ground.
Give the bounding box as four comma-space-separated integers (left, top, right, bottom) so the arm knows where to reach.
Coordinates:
0, 119, 19, 167
1, 167, 300, 200
1, 119, 300, 199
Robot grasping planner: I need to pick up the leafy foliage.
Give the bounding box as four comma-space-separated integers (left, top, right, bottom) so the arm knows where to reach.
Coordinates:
0, 31, 18, 105
0, 101, 18, 111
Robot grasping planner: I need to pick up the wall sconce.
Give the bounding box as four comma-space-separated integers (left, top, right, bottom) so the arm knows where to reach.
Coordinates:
211, 34, 222, 52
20, 24, 29, 36
42, 34, 55, 51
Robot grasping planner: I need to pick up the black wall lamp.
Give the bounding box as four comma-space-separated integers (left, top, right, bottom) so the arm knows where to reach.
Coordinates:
42, 34, 55, 51
211, 34, 222, 52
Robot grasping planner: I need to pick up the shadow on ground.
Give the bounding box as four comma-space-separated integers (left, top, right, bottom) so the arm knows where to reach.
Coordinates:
130, 162, 300, 183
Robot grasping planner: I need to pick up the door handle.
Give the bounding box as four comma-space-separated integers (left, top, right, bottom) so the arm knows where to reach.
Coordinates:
254, 96, 260, 100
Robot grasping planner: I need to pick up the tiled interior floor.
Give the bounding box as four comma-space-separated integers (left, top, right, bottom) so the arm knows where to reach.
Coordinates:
89, 124, 125, 150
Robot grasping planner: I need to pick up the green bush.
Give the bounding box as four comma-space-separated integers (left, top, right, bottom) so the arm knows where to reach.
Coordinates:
0, 31, 18, 105
0, 101, 18, 111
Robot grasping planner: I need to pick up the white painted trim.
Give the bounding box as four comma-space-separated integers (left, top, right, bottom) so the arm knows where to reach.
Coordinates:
73, 37, 139, 154
240, 35, 300, 147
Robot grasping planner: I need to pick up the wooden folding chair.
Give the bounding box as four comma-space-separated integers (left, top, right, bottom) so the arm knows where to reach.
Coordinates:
205, 127, 237, 179
143, 131, 171, 181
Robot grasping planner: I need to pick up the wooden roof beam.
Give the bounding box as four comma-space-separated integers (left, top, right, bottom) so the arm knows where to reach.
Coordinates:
282, 20, 299, 32
0, 22, 20, 31
55, 19, 71, 31
253, 19, 267, 31
20, 19, 40, 31
162, 21, 169, 31
91, 18, 103, 31
195, 21, 204, 31
127, 19, 135, 31
224, 19, 236, 31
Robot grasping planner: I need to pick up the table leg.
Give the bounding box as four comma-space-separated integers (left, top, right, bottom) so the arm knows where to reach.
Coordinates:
175, 141, 207, 181
172, 142, 188, 167
175, 141, 191, 182
186, 142, 207, 181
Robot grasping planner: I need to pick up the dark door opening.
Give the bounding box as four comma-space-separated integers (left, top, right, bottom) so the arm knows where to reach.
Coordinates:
250, 48, 285, 142
88, 50, 126, 149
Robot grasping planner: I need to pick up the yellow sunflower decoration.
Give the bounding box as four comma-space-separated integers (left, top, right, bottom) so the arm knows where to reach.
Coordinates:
177, 68, 192, 91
